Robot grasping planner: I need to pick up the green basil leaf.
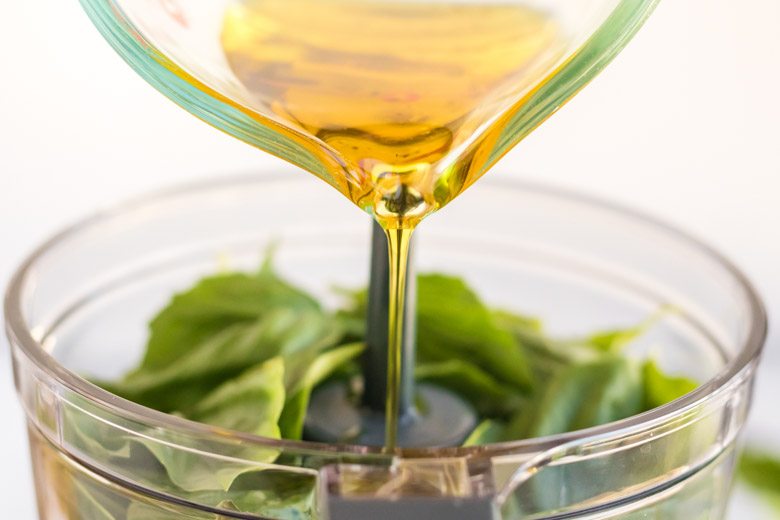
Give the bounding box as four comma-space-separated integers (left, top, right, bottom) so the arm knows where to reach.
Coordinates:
126, 478, 316, 520
140, 270, 321, 372
126, 502, 179, 520
492, 310, 571, 381
642, 360, 698, 410
417, 274, 533, 391
739, 451, 780, 512
463, 419, 506, 447
584, 328, 644, 354
582, 309, 669, 354
125, 470, 317, 520
110, 309, 341, 414
415, 360, 526, 417
506, 356, 643, 439
113, 358, 287, 494
72, 479, 126, 520
279, 342, 365, 440
129, 438, 281, 494
490, 310, 543, 334
189, 357, 286, 438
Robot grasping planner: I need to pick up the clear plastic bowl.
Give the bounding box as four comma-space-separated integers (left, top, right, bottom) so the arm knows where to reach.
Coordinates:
5, 175, 766, 520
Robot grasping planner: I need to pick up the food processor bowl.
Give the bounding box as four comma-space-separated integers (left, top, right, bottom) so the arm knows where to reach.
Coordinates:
6, 174, 766, 519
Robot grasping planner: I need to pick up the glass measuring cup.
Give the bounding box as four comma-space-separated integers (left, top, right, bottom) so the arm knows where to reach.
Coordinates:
6, 175, 766, 519
76, 0, 659, 218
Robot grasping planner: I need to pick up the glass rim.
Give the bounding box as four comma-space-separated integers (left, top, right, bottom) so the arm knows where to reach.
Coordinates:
4, 173, 768, 459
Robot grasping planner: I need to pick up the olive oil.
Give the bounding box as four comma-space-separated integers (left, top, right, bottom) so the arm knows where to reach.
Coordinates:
383, 227, 413, 448
221, 0, 565, 227
213, 0, 566, 447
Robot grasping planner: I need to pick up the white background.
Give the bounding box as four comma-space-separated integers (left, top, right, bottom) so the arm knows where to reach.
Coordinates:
1, 0, 778, 517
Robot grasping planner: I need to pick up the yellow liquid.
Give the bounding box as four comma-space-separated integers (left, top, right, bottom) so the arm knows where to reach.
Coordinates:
220, 0, 565, 227
210, 0, 566, 448
384, 227, 412, 448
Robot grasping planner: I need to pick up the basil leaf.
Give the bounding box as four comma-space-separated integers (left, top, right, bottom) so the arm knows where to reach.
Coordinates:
132, 357, 285, 492
121, 348, 364, 494
416, 360, 526, 417
642, 360, 698, 410
339, 274, 535, 394
739, 451, 780, 512
110, 309, 341, 414
126, 470, 317, 520
130, 438, 280, 493
128, 357, 287, 493
492, 310, 571, 381
279, 342, 365, 440
106, 259, 347, 415
72, 479, 126, 520
189, 357, 286, 438
227, 470, 317, 520
490, 310, 543, 334
126, 503, 178, 520
417, 274, 533, 391
85, 359, 291, 494
584, 328, 645, 354
141, 270, 321, 372
463, 419, 506, 447
582, 309, 669, 354
506, 356, 643, 439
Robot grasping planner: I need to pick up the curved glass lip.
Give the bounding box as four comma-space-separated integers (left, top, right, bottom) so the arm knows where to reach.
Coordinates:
4, 174, 767, 460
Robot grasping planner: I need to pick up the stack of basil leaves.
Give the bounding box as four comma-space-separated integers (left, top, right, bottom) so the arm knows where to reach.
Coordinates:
70, 260, 777, 520
102, 263, 696, 447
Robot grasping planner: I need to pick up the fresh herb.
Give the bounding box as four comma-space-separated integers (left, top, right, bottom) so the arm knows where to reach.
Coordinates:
415, 274, 534, 391
463, 419, 505, 447
189, 356, 286, 439
416, 359, 527, 417
504, 355, 644, 439
642, 359, 699, 410
739, 451, 780, 513
84, 262, 703, 519
278, 342, 365, 439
